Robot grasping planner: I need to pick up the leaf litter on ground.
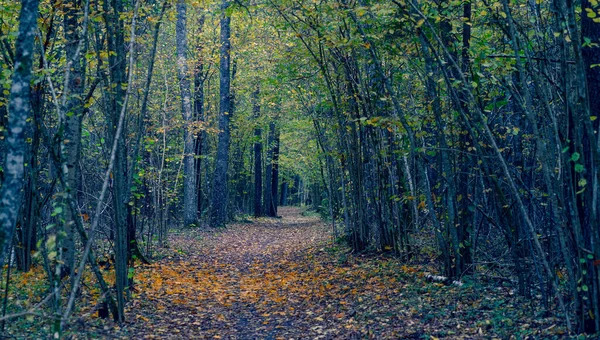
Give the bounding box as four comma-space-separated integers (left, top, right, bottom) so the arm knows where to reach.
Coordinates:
67, 207, 570, 339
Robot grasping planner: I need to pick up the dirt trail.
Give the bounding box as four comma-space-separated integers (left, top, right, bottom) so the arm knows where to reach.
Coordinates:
119, 207, 355, 339
75, 207, 564, 339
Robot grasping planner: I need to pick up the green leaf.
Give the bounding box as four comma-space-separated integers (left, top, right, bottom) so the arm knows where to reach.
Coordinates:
51, 207, 63, 217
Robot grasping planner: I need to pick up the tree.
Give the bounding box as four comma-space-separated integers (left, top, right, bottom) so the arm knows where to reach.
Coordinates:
210, 0, 232, 228
176, 0, 197, 227
194, 13, 207, 218
252, 86, 263, 217
264, 120, 280, 217
0, 0, 39, 272
61, 0, 86, 282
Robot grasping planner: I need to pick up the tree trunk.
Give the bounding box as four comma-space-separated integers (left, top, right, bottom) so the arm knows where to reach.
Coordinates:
0, 0, 39, 272
194, 14, 206, 218
176, 0, 197, 227
104, 0, 129, 322
280, 179, 288, 207
264, 121, 277, 217
15, 60, 45, 273
62, 0, 86, 282
270, 124, 280, 216
209, 0, 232, 228
252, 87, 263, 217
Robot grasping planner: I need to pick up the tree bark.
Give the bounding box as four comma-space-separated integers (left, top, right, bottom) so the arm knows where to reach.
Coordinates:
280, 179, 288, 207
176, 0, 197, 227
103, 0, 131, 322
252, 87, 263, 217
194, 14, 206, 218
264, 121, 275, 217
0, 0, 39, 271
270, 124, 280, 216
581, 0, 600, 332
62, 0, 86, 282
210, 0, 232, 228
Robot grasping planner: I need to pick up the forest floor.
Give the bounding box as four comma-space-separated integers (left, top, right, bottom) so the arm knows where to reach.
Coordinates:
71, 207, 569, 339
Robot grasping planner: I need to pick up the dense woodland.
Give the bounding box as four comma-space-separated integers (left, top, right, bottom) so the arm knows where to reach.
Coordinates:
0, 0, 600, 337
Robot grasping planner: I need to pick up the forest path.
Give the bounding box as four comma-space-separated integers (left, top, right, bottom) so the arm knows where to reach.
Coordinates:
127, 206, 380, 339
93, 207, 562, 339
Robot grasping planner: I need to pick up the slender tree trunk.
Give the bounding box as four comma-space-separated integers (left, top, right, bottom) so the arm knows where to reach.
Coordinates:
280, 179, 288, 206
271, 124, 280, 216
176, 0, 197, 227
252, 87, 263, 217
457, 0, 474, 275
0, 0, 39, 271
264, 121, 276, 216
103, 0, 131, 322
16, 80, 43, 272
194, 14, 206, 218
210, 0, 232, 228
580, 1, 600, 331
62, 0, 86, 283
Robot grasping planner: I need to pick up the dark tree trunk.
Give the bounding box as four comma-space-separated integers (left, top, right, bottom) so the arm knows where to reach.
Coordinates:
270, 126, 280, 216
176, 0, 197, 227
264, 127, 273, 216
459, 0, 474, 275
0, 0, 39, 271
194, 14, 206, 218
579, 0, 600, 332
280, 179, 288, 207
582, 0, 600, 134
62, 0, 86, 281
15, 108, 40, 273
104, 0, 128, 322
293, 175, 301, 206
15, 42, 47, 273
252, 87, 263, 217
264, 121, 278, 217
209, 0, 232, 228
